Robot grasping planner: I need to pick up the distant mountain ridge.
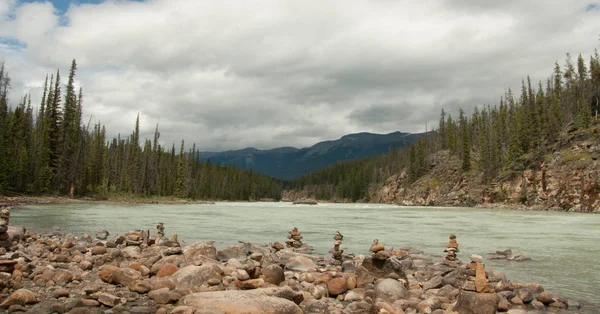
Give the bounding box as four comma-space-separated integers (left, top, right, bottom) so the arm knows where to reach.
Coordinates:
198, 131, 426, 180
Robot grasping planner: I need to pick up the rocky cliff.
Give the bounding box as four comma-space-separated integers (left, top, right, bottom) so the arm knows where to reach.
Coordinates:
370, 126, 600, 213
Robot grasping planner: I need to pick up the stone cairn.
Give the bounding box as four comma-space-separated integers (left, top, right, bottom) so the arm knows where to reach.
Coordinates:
370, 239, 390, 260
0, 207, 17, 274
468, 254, 489, 293
443, 234, 459, 261
0, 207, 11, 249
285, 227, 303, 248
156, 222, 165, 241
332, 231, 344, 261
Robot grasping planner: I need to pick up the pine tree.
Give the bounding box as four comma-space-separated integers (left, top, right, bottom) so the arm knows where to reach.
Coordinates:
459, 109, 470, 172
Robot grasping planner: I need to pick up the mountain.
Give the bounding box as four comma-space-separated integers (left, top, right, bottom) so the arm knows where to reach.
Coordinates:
198, 131, 426, 180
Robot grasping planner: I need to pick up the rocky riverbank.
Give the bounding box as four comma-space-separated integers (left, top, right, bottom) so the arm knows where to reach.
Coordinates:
0, 214, 589, 313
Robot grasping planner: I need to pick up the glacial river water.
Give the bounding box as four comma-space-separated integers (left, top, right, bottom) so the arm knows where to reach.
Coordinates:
11, 202, 600, 310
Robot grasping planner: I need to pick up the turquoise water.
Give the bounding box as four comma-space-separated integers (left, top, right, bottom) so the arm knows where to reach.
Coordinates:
11, 202, 600, 310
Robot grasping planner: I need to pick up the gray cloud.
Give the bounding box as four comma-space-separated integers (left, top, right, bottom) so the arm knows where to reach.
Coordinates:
0, 0, 599, 151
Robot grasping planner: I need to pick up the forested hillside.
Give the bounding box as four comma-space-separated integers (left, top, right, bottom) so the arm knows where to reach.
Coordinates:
0, 60, 282, 201
288, 46, 600, 209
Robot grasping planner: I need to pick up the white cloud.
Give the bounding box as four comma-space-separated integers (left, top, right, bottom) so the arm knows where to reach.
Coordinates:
0, 0, 599, 151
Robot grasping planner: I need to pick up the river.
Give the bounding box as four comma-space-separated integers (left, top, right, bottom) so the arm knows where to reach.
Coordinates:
11, 202, 600, 310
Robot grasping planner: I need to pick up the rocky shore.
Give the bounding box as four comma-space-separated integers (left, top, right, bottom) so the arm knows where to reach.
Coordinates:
0, 210, 588, 314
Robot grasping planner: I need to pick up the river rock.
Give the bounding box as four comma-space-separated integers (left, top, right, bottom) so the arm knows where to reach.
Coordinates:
169, 264, 222, 293
112, 267, 143, 288
327, 277, 348, 296
262, 264, 285, 285
357, 256, 408, 283
452, 291, 499, 314
217, 245, 247, 262
285, 256, 315, 271
375, 278, 409, 302
423, 275, 443, 290
182, 241, 218, 263
149, 287, 181, 304
95, 230, 109, 240
237, 278, 264, 289
99, 265, 120, 283
179, 288, 303, 314
148, 277, 176, 291
0, 289, 37, 308
91, 246, 107, 255
98, 292, 124, 307
157, 263, 180, 278
517, 287, 534, 303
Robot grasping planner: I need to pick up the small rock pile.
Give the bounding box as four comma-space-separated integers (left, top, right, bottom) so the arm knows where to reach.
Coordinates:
444, 233, 459, 261
331, 231, 343, 262
285, 227, 303, 248
369, 239, 390, 260
156, 222, 165, 241
0, 207, 11, 250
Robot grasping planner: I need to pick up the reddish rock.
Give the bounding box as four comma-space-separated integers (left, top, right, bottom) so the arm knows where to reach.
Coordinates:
91, 246, 107, 255
475, 263, 488, 293
0, 289, 38, 308
112, 268, 142, 287
327, 277, 348, 296
370, 244, 385, 252
99, 265, 120, 283
53, 288, 69, 298
157, 264, 180, 278
237, 278, 264, 290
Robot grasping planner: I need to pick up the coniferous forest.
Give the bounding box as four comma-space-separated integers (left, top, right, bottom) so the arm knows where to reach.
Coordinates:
0, 60, 283, 200
290, 46, 600, 202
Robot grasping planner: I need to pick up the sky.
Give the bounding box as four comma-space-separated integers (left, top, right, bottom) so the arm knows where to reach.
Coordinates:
1, 0, 599, 152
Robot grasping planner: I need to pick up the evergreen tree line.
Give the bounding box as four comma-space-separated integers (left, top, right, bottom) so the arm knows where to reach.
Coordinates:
290, 45, 600, 201
0, 60, 283, 200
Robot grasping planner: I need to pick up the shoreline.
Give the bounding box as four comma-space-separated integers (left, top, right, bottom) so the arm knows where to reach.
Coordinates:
0, 221, 591, 313
4, 195, 597, 215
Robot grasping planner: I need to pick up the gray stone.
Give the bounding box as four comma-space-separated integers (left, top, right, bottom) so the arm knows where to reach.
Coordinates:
452, 291, 499, 314
374, 278, 409, 302
180, 288, 303, 314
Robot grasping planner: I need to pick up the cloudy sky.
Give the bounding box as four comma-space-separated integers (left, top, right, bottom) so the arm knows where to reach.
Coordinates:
1, 0, 599, 151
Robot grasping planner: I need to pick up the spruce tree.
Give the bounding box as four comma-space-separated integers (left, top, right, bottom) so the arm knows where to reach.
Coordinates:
459, 109, 470, 172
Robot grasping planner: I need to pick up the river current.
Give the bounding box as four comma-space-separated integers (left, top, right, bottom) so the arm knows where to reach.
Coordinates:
11, 202, 600, 310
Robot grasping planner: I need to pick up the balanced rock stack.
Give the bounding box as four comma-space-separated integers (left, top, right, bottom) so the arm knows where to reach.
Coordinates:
156, 222, 165, 240
285, 227, 303, 248
153, 222, 180, 247
332, 231, 344, 261
0, 207, 12, 249
370, 239, 390, 260
444, 234, 459, 261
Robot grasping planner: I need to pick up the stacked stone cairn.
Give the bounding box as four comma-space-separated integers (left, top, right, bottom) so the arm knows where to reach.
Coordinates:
468, 254, 489, 293
444, 233, 459, 261
370, 239, 391, 260
285, 227, 303, 248
0, 207, 17, 274
153, 222, 180, 247
0, 207, 11, 249
156, 222, 165, 241
331, 231, 344, 261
